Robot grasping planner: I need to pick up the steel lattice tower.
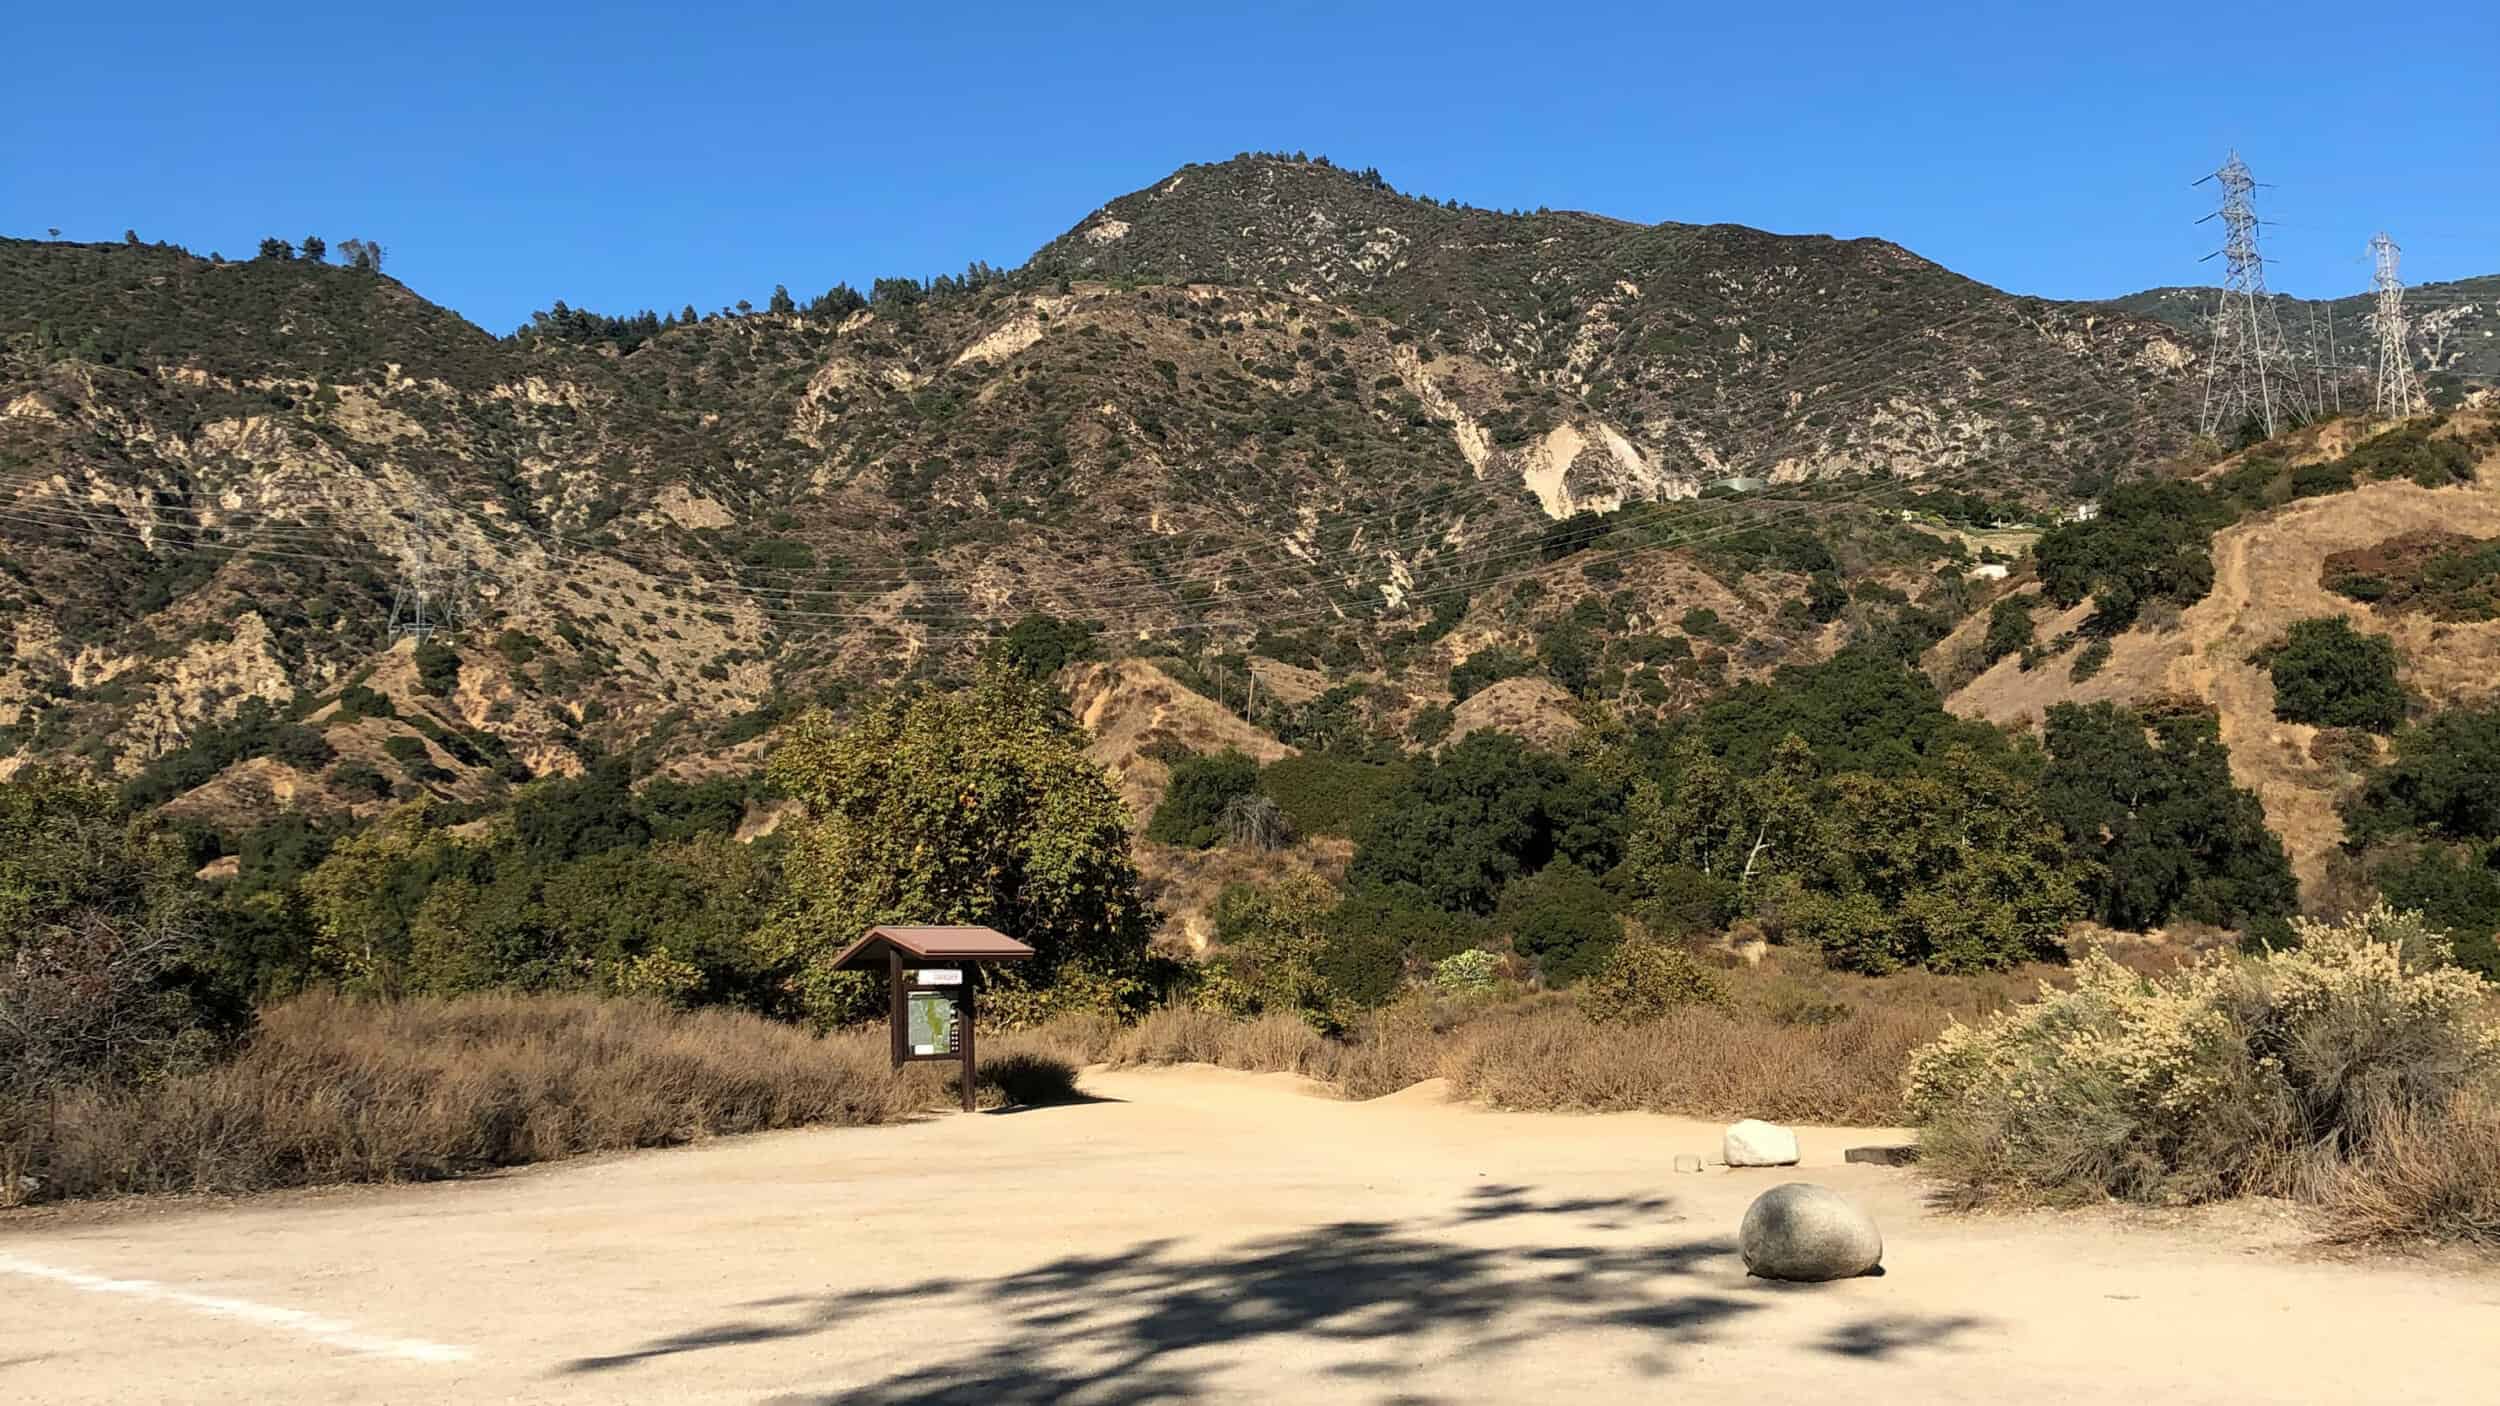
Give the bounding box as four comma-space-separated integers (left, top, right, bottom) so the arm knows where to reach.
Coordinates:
2369, 231, 2424, 419
2195, 152, 2306, 440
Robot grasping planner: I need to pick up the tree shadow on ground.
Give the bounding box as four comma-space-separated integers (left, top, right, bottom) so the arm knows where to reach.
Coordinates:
561, 1184, 1987, 1403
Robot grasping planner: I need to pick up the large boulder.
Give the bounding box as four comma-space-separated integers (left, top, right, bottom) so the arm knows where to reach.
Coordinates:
1739, 1183, 1884, 1282
1723, 1119, 1800, 1167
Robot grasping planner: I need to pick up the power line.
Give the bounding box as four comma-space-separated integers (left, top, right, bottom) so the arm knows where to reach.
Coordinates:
0, 342, 2170, 634
0, 299, 2152, 611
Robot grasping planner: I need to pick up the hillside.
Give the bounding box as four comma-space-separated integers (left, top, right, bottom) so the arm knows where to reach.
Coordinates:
1943, 409, 2500, 894
2105, 274, 2500, 401
0, 152, 2412, 824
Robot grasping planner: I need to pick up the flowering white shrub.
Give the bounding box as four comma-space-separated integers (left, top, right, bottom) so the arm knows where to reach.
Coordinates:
1906, 905, 2499, 1205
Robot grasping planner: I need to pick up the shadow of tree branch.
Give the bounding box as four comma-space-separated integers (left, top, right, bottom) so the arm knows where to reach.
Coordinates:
562, 1183, 1988, 1402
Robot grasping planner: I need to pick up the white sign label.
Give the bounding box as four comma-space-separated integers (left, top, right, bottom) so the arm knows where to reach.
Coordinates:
913, 968, 964, 986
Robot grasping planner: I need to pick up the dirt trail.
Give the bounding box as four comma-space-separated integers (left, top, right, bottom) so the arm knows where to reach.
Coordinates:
5, 1065, 2496, 1404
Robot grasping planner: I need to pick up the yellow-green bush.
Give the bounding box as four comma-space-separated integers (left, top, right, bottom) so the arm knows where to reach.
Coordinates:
1580, 933, 1726, 1023
1907, 905, 2499, 1211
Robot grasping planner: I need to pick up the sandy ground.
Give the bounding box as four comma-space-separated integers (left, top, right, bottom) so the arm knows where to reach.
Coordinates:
5, 1065, 2498, 1403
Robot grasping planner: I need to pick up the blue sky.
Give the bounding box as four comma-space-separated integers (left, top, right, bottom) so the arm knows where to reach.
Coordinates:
9, 1, 2495, 332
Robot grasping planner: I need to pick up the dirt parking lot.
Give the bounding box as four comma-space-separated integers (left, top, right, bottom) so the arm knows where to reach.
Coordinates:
5, 1065, 2497, 1403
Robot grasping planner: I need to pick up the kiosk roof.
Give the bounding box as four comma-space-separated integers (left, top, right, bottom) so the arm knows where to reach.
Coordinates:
829, 925, 1036, 970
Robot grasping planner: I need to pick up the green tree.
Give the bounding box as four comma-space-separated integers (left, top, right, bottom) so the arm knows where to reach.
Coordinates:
300, 235, 326, 262
1623, 734, 1820, 901
2269, 617, 2407, 732
1806, 571, 1850, 624
412, 639, 462, 695
768, 284, 796, 315
255, 237, 295, 261
2372, 845, 2500, 978
510, 760, 651, 863
2346, 704, 2500, 843
1258, 755, 1409, 837
1537, 621, 1597, 697
1981, 595, 2035, 664
1, 770, 223, 1096
1448, 645, 1535, 702
1779, 752, 2088, 973
985, 613, 1097, 681
1349, 731, 1623, 915
1201, 873, 1343, 1028
1145, 750, 1260, 848
1497, 860, 1620, 985
767, 668, 1155, 1025
299, 804, 450, 995
2034, 480, 2231, 630
2040, 702, 2297, 931
1688, 646, 1997, 776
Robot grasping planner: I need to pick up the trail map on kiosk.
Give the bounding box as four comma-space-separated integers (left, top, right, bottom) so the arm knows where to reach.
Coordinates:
907, 991, 958, 1055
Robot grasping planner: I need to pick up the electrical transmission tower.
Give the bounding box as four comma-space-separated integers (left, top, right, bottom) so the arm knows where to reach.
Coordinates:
2369, 231, 2424, 419
387, 521, 474, 641
2195, 151, 2306, 440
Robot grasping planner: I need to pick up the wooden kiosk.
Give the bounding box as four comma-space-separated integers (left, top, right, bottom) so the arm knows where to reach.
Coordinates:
828, 925, 1035, 1112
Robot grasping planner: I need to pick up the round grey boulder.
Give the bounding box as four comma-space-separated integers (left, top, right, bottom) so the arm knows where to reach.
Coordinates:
1739, 1183, 1883, 1282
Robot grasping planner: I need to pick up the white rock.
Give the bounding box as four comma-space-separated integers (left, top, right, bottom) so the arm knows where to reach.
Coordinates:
1740, 1182, 1884, 1282
1723, 1118, 1800, 1167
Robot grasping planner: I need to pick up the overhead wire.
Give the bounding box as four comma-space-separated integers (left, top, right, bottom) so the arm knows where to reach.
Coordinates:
0, 297, 2173, 617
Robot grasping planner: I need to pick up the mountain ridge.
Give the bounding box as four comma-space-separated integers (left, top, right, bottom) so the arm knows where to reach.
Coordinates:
2, 152, 2484, 827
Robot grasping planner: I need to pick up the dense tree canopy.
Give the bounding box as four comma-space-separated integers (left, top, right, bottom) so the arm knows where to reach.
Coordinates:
1627, 732, 2083, 973
1772, 751, 2088, 973
2034, 480, 2231, 630
1684, 646, 2009, 776
1, 770, 221, 1096
2345, 704, 2500, 844
2039, 702, 2297, 931
1145, 750, 1260, 848
985, 613, 1098, 681
2268, 617, 2407, 732
768, 667, 1155, 1025
1349, 731, 1624, 915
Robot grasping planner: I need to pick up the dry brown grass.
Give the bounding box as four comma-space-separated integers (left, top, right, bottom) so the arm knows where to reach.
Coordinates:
2319, 1095, 2500, 1248
1059, 952, 2053, 1123
2, 992, 1078, 1206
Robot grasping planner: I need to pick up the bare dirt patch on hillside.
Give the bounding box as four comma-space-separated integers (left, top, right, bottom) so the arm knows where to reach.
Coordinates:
1450, 675, 1583, 750
1064, 658, 1294, 822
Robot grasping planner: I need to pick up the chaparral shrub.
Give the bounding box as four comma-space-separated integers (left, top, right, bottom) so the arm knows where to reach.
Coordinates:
1906, 905, 2499, 1219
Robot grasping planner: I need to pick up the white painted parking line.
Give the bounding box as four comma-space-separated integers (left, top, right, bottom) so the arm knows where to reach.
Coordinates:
0, 1253, 472, 1364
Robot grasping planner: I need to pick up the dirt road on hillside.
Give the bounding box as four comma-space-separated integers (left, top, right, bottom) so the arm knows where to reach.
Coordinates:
5, 1067, 2497, 1403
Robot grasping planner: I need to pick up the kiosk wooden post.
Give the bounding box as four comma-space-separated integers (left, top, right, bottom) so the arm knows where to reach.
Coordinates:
829, 925, 1036, 1114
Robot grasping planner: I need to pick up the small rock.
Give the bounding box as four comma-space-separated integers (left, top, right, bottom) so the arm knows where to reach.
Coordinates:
1845, 1144, 1919, 1167
1740, 1183, 1884, 1282
1723, 1118, 1800, 1167
1673, 1154, 1704, 1174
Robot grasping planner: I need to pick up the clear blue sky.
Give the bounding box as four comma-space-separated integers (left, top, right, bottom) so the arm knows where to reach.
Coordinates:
9, 1, 2495, 332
